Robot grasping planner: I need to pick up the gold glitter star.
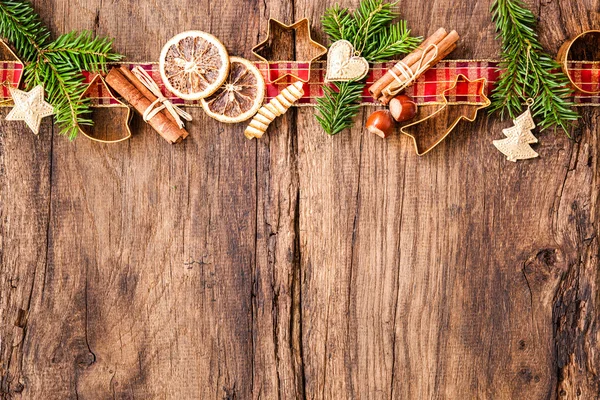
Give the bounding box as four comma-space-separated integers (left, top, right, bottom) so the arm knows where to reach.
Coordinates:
6, 85, 54, 135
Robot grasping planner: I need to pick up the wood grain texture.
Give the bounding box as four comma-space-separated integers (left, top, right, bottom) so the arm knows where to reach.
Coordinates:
1, 0, 599, 399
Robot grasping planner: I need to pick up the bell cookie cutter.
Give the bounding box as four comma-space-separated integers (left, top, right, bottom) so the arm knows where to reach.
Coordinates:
252, 18, 327, 84
400, 74, 491, 156
78, 73, 133, 143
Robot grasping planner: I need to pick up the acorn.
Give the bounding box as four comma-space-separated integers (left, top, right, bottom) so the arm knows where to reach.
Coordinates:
389, 94, 417, 122
366, 110, 395, 138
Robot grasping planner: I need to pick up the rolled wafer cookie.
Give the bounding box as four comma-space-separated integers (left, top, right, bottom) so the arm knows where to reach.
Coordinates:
244, 81, 304, 139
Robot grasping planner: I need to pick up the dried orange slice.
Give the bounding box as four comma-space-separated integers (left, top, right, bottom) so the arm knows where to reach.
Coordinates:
159, 31, 230, 100
201, 57, 265, 123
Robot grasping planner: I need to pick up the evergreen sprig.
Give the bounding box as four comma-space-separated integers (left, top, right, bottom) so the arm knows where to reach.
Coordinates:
490, 0, 578, 134
0, 0, 122, 139
365, 22, 422, 63
315, 81, 363, 135
316, 0, 421, 135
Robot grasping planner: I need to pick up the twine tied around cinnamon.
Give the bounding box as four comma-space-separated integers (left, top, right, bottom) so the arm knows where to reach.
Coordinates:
383, 43, 439, 97
131, 66, 192, 129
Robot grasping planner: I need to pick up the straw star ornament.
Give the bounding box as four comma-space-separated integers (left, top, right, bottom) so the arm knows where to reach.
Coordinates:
6, 85, 54, 134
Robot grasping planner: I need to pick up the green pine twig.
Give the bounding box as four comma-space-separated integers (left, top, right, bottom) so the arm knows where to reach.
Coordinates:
321, 4, 354, 43
0, 0, 49, 61
351, 0, 396, 56
315, 81, 363, 136
365, 21, 422, 63
0, 0, 122, 139
490, 0, 578, 134
44, 31, 119, 73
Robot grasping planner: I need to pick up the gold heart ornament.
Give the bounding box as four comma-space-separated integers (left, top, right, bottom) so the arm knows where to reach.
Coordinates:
325, 40, 370, 82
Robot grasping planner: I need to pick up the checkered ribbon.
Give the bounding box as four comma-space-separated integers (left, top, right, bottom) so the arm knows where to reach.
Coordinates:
0, 61, 23, 99
2, 60, 600, 107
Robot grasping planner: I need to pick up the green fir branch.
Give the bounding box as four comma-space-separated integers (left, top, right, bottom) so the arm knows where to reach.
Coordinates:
0, 0, 122, 139
317, 0, 421, 135
351, 0, 396, 56
490, 0, 578, 134
364, 21, 422, 63
43, 31, 121, 73
0, 0, 49, 61
315, 81, 363, 136
322, 4, 355, 42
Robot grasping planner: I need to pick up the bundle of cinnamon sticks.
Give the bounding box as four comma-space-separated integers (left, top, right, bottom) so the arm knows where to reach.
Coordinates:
105, 67, 188, 144
369, 28, 460, 105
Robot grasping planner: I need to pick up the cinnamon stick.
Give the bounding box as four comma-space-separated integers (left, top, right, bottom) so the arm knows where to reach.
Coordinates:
379, 32, 459, 104
105, 67, 188, 144
118, 67, 189, 140
369, 28, 460, 104
369, 28, 447, 99
379, 43, 457, 104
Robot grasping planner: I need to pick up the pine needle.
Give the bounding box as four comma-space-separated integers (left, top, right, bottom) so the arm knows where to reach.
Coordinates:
0, 0, 122, 139
490, 0, 578, 134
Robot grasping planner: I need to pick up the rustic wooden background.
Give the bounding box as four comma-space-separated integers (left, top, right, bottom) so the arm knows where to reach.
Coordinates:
1, 0, 599, 399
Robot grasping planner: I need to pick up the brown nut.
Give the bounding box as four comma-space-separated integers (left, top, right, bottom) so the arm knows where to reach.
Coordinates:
366, 110, 395, 138
389, 94, 418, 122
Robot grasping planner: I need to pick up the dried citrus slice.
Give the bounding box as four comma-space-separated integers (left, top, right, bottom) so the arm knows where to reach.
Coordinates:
159, 31, 230, 100
201, 57, 265, 123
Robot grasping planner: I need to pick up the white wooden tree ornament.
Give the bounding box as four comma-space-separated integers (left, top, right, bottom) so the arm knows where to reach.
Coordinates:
493, 101, 539, 162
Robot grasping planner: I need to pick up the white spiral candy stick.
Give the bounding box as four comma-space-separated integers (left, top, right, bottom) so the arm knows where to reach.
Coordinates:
244, 81, 304, 139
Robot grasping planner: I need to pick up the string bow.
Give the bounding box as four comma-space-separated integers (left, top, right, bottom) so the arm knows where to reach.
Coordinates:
384, 43, 439, 97
131, 66, 192, 129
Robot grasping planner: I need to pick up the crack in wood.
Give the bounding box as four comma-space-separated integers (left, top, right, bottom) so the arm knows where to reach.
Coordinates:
0, 0, 599, 399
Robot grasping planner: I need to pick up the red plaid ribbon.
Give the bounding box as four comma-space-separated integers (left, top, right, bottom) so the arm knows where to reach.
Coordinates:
2, 61, 600, 106
0, 61, 24, 98
566, 61, 600, 96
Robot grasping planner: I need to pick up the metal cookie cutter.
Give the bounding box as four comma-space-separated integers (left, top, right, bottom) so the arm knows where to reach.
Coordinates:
400, 74, 491, 156
557, 30, 600, 94
252, 18, 327, 84
78, 74, 133, 143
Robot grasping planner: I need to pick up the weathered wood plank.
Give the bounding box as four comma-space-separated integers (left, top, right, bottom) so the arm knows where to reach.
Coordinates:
1, 0, 260, 398
0, 0, 599, 399
0, 115, 52, 396
249, 2, 315, 398
292, 0, 600, 399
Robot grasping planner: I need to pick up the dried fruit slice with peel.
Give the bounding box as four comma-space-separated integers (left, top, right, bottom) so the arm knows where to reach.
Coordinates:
201, 57, 265, 123
159, 31, 230, 100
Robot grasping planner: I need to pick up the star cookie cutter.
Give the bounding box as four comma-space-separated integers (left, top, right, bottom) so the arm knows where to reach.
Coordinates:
400, 74, 491, 156
252, 18, 327, 84
78, 74, 133, 143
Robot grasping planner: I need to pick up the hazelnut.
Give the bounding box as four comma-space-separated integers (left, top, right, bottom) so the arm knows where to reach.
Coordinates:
366, 110, 395, 138
389, 94, 417, 122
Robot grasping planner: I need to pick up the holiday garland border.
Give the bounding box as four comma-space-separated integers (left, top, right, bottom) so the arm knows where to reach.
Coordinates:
1, 59, 600, 108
